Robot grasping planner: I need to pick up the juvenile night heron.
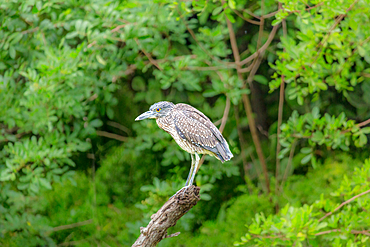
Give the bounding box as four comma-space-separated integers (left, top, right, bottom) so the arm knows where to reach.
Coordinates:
135, 101, 233, 190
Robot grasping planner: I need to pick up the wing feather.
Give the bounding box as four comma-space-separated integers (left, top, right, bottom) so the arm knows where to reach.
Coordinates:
173, 104, 233, 162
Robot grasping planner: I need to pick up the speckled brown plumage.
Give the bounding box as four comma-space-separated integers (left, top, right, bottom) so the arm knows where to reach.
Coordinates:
135, 101, 233, 188
157, 103, 233, 162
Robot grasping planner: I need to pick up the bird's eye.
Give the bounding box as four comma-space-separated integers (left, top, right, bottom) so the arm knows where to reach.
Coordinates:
156, 108, 161, 112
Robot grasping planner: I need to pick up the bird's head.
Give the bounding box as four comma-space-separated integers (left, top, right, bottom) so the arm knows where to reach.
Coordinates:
135, 101, 175, 121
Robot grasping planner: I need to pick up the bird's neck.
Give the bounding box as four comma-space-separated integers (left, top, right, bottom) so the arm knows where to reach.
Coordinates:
156, 115, 173, 134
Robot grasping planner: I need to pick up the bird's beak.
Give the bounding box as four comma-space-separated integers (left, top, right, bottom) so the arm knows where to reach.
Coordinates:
135, 111, 156, 121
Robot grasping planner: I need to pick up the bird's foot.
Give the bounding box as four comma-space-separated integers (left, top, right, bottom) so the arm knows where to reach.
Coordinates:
169, 185, 191, 200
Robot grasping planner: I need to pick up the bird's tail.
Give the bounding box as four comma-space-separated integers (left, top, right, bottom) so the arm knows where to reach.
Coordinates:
215, 141, 234, 162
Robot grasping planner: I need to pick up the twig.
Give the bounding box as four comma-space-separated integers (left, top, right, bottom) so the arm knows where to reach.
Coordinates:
219, 96, 231, 133
309, 0, 359, 69
251, 228, 370, 242
318, 189, 370, 222
96, 130, 128, 141
185, 64, 236, 71
58, 240, 88, 246
275, 2, 287, 202
232, 9, 261, 25
111, 23, 137, 33
21, 27, 39, 34
107, 121, 132, 135
239, 25, 279, 66
279, 139, 297, 192
176, 7, 220, 62
226, 17, 271, 193
243, 2, 324, 20
132, 186, 200, 247
155, 54, 197, 64
257, 0, 265, 51
315, 229, 370, 236
341, 117, 370, 134
46, 219, 93, 235
357, 118, 370, 128
0, 131, 31, 144
134, 39, 163, 71
234, 104, 258, 181
238, 64, 254, 73
123, 55, 198, 77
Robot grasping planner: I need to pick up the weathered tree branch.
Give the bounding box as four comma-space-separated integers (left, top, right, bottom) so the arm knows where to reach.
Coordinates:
132, 186, 200, 247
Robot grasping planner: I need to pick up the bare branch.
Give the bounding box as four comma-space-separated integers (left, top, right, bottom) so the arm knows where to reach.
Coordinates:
226, 17, 271, 193
132, 186, 200, 247
232, 9, 261, 25
176, 7, 220, 62
46, 219, 93, 235
306, 0, 359, 70
135, 39, 163, 71
234, 104, 258, 181
240, 24, 279, 66
185, 64, 236, 71
357, 118, 370, 128
107, 121, 132, 135
279, 139, 297, 192
318, 189, 370, 222
275, 2, 287, 202
243, 2, 324, 20
315, 229, 370, 237
219, 96, 231, 134
96, 130, 128, 142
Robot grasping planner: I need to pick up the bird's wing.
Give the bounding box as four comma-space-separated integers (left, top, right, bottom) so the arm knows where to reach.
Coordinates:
175, 104, 225, 143
173, 104, 233, 162
172, 103, 233, 162
172, 106, 219, 151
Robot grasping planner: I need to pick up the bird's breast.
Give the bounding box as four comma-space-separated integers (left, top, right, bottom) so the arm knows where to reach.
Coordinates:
156, 116, 198, 154
156, 117, 175, 135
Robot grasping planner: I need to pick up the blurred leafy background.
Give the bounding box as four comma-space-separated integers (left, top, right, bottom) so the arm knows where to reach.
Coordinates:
1, 0, 370, 246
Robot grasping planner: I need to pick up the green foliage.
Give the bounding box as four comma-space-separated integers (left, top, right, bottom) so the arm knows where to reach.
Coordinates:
279, 108, 368, 165
270, 0, 370, 105
235, 158, 370, 246
1, 0, 370, 246
43, 171, 143, 246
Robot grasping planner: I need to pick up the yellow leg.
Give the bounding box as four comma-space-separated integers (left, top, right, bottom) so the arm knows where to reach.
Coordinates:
185, 154, 194, 187
188, 153, 200, 186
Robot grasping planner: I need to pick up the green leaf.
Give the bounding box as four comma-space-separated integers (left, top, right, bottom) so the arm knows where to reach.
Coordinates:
358, 46, 366, 57
39, 178, 52, 190
359, 133, 368, 146
272, 19, 282, 26
65, 31, 78, 39
90, 119, 103, 128
225, 12, 236, 23
32, 5, 39, 14
228, 0, 236, 9
254, 75, 268, 85
212, 6, 223, 16
9, 46, 16, 59
300, 147, 311, 154
312, 131, 324, 142
96, 54, 107, 66
301, 154, 312, 164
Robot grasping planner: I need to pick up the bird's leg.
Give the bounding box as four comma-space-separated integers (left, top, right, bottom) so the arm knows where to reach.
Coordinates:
185, 154, 195, 187
170, 153, 199, 199
188, 153, 200, 186
169, 154, 193, 199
